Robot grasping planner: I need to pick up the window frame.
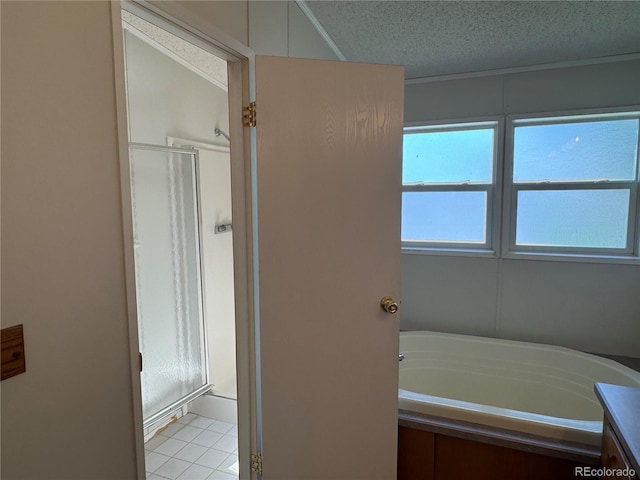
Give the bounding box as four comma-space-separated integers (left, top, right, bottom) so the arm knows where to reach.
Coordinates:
401, 118, 503, 256
502, 108, 640, 262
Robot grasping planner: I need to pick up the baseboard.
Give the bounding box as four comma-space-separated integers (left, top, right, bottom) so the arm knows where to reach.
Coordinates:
188, 394, 237, 424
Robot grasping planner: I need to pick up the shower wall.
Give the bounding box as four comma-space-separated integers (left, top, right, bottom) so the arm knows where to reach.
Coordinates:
198, 147, 237, 399
123, 30, 229, 146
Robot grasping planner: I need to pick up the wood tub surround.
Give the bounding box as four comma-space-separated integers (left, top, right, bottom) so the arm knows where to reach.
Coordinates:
595, 383, 640, 480
398, 411, 599, 480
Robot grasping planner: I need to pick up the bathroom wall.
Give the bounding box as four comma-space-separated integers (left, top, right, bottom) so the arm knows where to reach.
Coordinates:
1, 2, 138, 479
249, 1, 340, 59
402, 59, 640, 357
124, 30, 229, 146
151, 0, 340, 61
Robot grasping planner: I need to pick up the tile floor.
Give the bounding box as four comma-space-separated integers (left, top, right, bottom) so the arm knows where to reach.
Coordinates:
145, 413, 239, 480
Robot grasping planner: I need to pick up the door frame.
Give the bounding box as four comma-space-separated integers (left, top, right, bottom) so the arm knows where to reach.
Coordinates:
110, 2, 259, 478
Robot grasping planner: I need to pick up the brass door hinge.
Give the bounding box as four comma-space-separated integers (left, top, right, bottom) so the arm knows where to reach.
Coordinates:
243, 101, 256, 127
139, 352, 143, 372
250, 452, 262, 475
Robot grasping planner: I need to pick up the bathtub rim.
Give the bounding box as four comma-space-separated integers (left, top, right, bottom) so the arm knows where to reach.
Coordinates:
399, 330, 640, 381
398, 408, 601, 466
398, 387, 603, 446
397, 330, 640, 448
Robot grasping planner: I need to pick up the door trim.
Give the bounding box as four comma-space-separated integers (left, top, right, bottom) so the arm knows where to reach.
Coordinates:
110, 4, 145, 478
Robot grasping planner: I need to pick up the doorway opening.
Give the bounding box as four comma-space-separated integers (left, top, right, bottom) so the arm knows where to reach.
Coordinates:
118, 7, 249, 479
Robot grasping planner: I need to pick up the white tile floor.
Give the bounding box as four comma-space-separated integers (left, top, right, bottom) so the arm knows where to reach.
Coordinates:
145, 413, 239, 480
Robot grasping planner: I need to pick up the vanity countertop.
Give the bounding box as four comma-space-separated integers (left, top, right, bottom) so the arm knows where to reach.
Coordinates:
595, 383, 640, 475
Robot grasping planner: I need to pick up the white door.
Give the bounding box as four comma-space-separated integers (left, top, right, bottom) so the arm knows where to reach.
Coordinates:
255, 56, 404, 479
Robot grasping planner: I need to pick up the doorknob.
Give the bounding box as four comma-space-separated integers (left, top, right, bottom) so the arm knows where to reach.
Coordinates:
380, 296, 399, 314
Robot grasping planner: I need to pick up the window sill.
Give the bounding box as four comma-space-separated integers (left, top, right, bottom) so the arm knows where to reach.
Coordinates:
401, 246, 498, 258
401, 247, 640, 265
502, 250, 640, 266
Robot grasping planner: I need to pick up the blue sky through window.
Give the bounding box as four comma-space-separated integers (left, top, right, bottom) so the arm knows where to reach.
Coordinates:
403, 128, 493, 184
402, 126, 493, 243
513, 119, 639, 182
516, 189, 630, 248
402, 115, 639, 250
402, 192, 487, 243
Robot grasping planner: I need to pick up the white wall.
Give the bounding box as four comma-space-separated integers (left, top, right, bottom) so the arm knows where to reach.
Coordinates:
152, 0, 340, 61
402, 59, 640, 357
1, 2, 138, 479
249, 1, 338, 60
157, 0, 249, 47
198, 148, 237, 400
124, 31, 230, 146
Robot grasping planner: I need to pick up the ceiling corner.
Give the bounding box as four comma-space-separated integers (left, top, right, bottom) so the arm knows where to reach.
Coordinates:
293, 0, 348, 61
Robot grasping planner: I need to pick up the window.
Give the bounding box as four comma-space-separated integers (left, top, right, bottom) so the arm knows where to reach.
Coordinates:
506, 112, 639, 257
402, 109, 640, 262
402, 122, 499, 251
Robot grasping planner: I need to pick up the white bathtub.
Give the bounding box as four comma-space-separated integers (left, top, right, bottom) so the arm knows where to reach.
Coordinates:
398, 331, 640, 447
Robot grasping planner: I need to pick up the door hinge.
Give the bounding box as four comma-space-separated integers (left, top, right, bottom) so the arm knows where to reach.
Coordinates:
243, 101, 256, 127
250, 452, 262, 475
139, 352, 143, 372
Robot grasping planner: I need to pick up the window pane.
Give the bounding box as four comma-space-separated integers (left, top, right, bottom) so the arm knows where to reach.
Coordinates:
516, 189, 630, 249
403, 128, 494, 184
513, 118, 639, 182
402, 192, 487, 243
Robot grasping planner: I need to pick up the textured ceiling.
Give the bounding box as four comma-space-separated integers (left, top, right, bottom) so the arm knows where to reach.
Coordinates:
304, 1, 640, 79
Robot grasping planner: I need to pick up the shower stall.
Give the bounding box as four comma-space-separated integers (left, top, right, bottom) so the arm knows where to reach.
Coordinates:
129, 144, 210, 426
121, 8, 237, 433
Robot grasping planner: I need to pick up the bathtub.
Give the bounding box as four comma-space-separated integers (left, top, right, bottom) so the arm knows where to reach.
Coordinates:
398, 331, 640, 447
